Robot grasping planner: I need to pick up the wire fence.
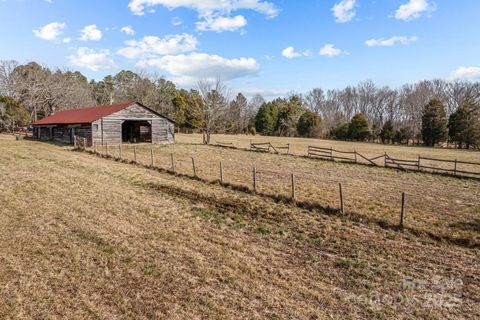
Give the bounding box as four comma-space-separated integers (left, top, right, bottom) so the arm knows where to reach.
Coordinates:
72, 140, 480, 247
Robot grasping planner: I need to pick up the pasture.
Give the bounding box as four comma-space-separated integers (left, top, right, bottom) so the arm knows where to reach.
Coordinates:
0, 134, 479, 319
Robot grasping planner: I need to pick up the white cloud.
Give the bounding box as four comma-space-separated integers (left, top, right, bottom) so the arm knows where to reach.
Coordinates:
319, 44, 342, 57
365, 36, 418, 47
136, 53, 260, 86
196, 15, 247, 32
128, 0, 279, 18
281, 46, 311, 59
172, 16, 183, 26
121, 25, 135, 35
117, 33, 198, 59
68, 47, 117, 71
79, 25, 103, 41
332, 0, 356, 23
394, 0, 435, 21
448, 67, 480, 82
62, 37, 71, 44
33, 22, 66, 41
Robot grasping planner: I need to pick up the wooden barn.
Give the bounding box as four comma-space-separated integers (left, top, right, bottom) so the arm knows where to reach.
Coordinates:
32, 102, 175, 146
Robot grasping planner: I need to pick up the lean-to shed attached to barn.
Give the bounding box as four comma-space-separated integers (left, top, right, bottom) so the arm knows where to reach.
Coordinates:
32, 102, 175, 146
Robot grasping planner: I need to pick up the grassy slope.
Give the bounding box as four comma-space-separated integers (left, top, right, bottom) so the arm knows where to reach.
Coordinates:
0, 135, 479, 319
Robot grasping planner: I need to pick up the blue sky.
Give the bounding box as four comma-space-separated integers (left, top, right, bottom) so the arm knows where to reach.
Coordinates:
1, 0, 479, 97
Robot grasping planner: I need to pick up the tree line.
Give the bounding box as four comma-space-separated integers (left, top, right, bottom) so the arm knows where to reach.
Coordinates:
0, 59, 479, 148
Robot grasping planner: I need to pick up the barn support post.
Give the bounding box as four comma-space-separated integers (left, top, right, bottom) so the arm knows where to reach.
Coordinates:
93, 142, 96, 154
119, 144, 122, 159
105, 143, 108, 156
73, 135, 77, 149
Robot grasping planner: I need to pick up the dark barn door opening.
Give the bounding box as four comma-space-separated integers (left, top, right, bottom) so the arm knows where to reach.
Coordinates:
122, 120, 152, 143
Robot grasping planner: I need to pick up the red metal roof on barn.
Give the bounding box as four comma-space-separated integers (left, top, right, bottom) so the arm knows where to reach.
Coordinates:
32, 102, 133, 126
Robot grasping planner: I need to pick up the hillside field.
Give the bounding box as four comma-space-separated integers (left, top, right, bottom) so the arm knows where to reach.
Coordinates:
0, 134, 479, 319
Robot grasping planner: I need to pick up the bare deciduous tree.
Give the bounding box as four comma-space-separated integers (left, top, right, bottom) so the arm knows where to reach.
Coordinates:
198, 78, 230, 144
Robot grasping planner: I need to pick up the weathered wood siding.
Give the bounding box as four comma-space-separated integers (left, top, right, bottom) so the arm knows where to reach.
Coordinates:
74, 125, 93, 145
35, 124, 92, 145
38, 127, 51, 140
52, 126, 70, 143
92, 103, 174, 145
152, 118, 175, 144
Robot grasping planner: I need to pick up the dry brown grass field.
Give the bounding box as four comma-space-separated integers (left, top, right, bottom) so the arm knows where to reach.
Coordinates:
1, 134, 479, 319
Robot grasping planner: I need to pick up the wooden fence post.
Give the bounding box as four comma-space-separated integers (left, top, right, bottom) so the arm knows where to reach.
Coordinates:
400, 192, 406, 228
287, 143, 291, 155
220, 161, 224, 183
417, 156, 421, 171
150, 148, 154, 167
291, 174, 296, 202
384, 152, 387, 167
133, 146, 137, 163
354, 150, 357, 163
339, 183, 344, 214
191, 157, 197, 177
171, 153, 175, 173
330, 147, 334, 161
454, 159, 457, 176
253, 167, 257, 192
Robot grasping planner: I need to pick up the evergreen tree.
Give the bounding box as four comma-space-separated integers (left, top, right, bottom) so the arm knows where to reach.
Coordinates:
394, 127, 411, 144
448, 99, 480, 149
173, 89, 204, 130
0, 96, 29, 131
379, 120, 395, 144
330, 122, 349, 140
297, 111, 321, 137
348, 113, 370, 141
421, 99, 447, 147
275, 96, 304, 136
255, 102, 278, 135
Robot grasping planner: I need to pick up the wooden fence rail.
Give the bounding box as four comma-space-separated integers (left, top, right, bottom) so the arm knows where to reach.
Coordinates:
306, 145, 480, 178
215, 141, 236, 148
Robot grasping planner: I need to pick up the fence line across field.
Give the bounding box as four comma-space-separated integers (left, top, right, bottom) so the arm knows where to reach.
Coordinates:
82, 142, 413, 230
211, 139, 480, 178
